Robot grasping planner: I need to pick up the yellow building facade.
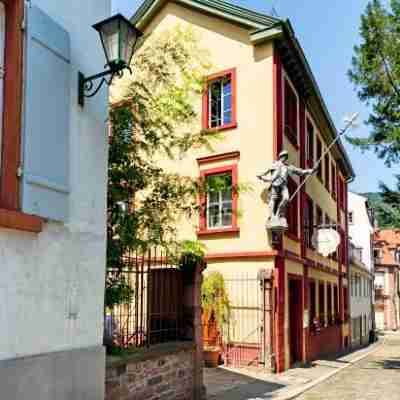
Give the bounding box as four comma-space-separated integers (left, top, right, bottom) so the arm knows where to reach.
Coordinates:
112, 0, 355, 372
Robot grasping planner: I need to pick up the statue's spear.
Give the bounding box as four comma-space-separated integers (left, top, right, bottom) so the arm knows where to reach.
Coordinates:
288, 112, 359, 203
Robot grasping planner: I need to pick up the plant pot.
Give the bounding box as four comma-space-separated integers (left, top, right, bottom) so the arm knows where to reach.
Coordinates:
203, 347, 221, 367
202, 312, 220, 346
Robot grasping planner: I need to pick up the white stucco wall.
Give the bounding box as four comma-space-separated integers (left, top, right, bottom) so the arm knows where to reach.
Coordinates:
0, 0, 110, 361
348, 193, 374, 337
348, 192, 374, 271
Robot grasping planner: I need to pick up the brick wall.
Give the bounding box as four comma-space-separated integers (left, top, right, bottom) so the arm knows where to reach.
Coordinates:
106, 342, 197, 400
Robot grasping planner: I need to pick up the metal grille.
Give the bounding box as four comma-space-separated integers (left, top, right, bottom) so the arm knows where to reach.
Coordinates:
221, 272, 263, 368
105, 249, 184, 348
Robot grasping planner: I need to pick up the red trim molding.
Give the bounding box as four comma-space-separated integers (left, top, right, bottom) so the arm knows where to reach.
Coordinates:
205, 250, 277, 261
197, 227, 239, 237
0, 0, 43, 233
198, 164, 238, 234
273, 47, 283, 158
305, 257, 340, 277
197, 151, 240, 165
1, 0, 24, 210
202, 68, 237, 132
275, 255, 285, 372
0, 208, 43, 233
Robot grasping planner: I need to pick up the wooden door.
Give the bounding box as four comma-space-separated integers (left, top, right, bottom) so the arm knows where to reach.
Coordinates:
289, 279, 302, 365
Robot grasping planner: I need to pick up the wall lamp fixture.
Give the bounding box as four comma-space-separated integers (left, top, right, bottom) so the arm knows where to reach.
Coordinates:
78, 14, 142, 107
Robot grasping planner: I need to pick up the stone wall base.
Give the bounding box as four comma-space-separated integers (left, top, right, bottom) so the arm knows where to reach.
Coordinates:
106, 342, 197, 400
0, 345, 105, 400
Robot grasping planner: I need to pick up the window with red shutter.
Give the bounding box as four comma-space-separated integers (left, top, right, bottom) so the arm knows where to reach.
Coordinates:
331, 162, 337, 199
306, 118, 314, 167
309, 280, 316, 327
284, 79, 298, 146
304, 196, 314, 248
327, 283, 333, 325
319, 282, 325, 326
287, 178, 298, 238
324, 153, 330, 191
316, 137, 322, 181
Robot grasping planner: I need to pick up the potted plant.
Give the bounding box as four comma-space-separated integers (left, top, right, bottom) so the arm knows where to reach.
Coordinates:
201, 271, 230, 367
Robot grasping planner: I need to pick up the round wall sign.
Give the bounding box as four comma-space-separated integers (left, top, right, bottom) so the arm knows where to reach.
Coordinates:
312, 228, 341, 257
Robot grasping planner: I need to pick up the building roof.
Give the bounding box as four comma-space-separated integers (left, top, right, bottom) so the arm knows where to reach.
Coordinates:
374, 229, 400, 265
131, 0, 355, 179
132, 0, 280, 29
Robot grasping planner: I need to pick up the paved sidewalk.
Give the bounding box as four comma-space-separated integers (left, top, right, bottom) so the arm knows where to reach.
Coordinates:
205, 336, 386, 400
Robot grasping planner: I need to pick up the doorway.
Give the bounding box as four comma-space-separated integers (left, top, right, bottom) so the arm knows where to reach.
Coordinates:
288, 278, 303, 366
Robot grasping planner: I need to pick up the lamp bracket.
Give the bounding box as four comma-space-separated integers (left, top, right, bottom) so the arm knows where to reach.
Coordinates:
78, 67, 125, 107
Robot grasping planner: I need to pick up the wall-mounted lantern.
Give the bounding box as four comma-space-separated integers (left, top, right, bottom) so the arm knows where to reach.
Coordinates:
78, 14, 142, 106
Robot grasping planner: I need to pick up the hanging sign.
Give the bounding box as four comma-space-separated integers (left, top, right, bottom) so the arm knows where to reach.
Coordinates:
312, 228, 341, 257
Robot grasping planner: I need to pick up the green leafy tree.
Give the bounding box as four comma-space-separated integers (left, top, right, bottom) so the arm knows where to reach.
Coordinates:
365, 183, 400, 228
349, 0, 400, 227
348, 0, 400, 165
108, 26, 213, 275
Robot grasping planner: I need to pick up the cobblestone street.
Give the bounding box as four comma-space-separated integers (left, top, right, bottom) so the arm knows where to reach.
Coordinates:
205, 333, 400, 400
295, 334, 400, 400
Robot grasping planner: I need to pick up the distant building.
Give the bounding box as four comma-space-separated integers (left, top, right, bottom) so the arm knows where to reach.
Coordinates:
348, 192, 375, 347
374, 229, 400, 331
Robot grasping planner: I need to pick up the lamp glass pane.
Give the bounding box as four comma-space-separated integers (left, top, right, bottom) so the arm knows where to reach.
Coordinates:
99, 18, 120, 64
119, 20, 139, 66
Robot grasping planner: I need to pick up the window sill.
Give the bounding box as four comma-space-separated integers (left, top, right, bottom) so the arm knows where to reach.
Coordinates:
197, 227, 239, 237
204, 122, 238, 133
0, 208, 43, 233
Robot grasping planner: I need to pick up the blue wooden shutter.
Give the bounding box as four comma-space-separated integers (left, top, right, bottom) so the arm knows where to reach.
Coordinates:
21, 5, 70, 221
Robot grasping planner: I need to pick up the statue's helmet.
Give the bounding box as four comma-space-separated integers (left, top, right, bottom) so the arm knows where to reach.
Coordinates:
278, 150, 289, 160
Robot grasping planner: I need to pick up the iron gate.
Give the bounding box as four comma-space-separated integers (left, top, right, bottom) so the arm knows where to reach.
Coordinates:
221, 272, 263, 368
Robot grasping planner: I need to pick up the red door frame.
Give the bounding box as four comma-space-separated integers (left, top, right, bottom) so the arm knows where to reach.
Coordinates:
288, 273, 303, 366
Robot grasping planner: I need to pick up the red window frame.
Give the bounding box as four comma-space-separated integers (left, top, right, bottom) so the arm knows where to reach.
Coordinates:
202, 68, 237, 132
284, 79, 298, 147
304, 195, 314, 249
318, 282, 325, 326
306, 117, 314, 167
324, 153, 330, 192
338, 177, 345, 210
327, 283, 333, 325
333, 284, 339, 319
0, 0, 42, 232
309, 279, 316, 327
287, 177, 299, 240
316, 136, 322, 181
198, 164, 239, 236
331, 162, 337, 199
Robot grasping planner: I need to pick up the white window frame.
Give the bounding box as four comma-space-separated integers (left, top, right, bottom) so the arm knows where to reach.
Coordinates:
206, 174, 233, 230
208, 76, 232, 128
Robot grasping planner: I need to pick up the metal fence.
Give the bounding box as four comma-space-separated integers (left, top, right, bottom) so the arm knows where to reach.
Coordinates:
105, 249, 184, 349
221, 272, 263, 368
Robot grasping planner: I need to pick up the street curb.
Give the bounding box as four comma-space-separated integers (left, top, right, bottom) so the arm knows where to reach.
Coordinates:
271, 339, 385, 400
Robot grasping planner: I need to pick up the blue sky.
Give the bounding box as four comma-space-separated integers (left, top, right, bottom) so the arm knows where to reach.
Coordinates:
112, 0, 396, 193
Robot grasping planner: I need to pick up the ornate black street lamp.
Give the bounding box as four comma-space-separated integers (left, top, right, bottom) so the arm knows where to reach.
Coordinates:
78, 14, 142, 106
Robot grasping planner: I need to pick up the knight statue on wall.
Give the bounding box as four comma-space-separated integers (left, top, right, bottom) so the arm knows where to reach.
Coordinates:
257, 150, 316, 231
